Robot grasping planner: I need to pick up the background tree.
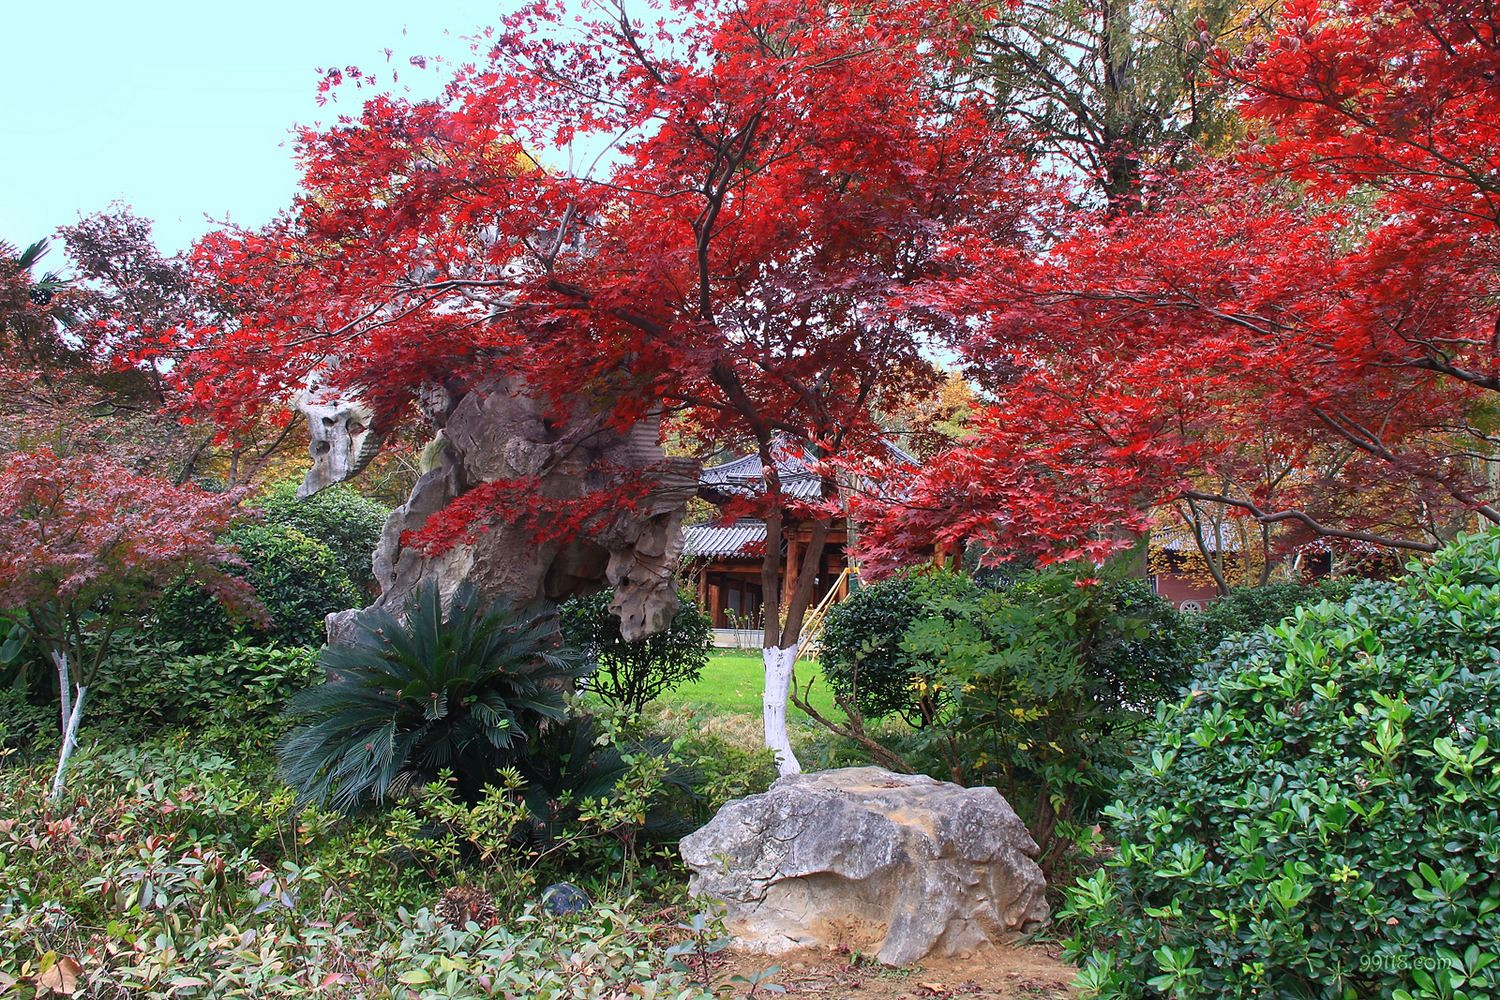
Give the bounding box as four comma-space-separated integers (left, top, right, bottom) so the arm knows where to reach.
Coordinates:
171, 0, 1038, 773
0, 450, 258, 799
58, 206, 310, 484
3, 208, 310, 485
0, 238, 81, 454
966, 0, 1259, 210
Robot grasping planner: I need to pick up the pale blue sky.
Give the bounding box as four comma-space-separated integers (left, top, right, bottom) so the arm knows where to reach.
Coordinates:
3, 1, 510, 256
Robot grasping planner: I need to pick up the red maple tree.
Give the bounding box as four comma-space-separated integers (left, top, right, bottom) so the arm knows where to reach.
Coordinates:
861, 0, 1500, 573
0, 450, 259, 800
170, 0, 1037, 771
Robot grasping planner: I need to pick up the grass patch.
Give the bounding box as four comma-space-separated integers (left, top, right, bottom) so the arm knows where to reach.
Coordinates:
655, 649, 841, 721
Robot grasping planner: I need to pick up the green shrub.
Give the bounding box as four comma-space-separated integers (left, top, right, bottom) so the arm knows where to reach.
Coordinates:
899, 566, 1196, 869
155, 523, 360, 651
813, 564, 1195, 870
1002, 573, 1199, 714
278, 580, 589, 810
0, 617, 52, 751
88, 636, 319, 735
515, 714, 695, 836
818, 568, 983, 723
1196, 577, 1359, 651
671, 728, 778, 815
0, 680, 51, 752
1062, 533, 1500, 999
561, 589, 713, 715
254, 478, 390, 591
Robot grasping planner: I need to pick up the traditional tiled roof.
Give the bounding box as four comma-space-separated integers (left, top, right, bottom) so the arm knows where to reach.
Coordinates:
1154, 521, 1242, 553
697, 439, 917, 504
686, 439, 917, 561
683, 519, 767, 559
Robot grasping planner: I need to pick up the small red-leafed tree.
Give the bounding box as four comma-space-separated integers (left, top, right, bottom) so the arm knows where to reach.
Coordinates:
861, 0, 1500, 572
172, 0, 1037, 772
2, 210, 304, 486
0, 450, 259, 800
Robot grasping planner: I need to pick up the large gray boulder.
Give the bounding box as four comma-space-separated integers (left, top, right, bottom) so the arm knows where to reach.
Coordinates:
297, 373, 697, 645
679, 767, 1049, 966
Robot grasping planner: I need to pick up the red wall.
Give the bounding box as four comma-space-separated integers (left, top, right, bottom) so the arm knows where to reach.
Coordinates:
1152, 573, 1221, 612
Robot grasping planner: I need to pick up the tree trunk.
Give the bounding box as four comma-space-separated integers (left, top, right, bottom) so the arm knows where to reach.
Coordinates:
762, 645, 802, 774
48, 649, 86, 803
760, 515, 829, 777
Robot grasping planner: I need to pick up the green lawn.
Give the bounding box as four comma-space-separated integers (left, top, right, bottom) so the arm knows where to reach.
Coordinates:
655, 649, 842, 721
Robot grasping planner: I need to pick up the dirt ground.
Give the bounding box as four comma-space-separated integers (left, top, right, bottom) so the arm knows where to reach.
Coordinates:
709, 941, 1077, 999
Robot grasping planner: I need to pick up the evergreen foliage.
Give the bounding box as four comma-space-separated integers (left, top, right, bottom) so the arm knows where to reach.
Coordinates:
1195, 577, 1359, 652
278, 580, 589, 811
560, 589, 712, 715
1064, 533, 1500, 997
255, 479, 390, 591
156, 523, 359, 651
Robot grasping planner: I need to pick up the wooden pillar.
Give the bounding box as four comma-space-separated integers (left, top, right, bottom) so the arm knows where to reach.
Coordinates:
696, 566, 708, 609
708, 580, 724, 629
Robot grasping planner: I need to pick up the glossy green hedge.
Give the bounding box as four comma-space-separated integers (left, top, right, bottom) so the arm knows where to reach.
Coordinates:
254, 479, 390, 591
88, 637, 319, 735
1195, 577, 1359, 652
1063, 532, 1500, 999
155, 523, 360, 651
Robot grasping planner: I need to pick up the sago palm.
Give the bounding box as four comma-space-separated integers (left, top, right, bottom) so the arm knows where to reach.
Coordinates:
278, 579, 589, 812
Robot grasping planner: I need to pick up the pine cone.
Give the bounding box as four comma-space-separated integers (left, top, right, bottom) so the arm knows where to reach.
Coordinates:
434, 886, 498, 929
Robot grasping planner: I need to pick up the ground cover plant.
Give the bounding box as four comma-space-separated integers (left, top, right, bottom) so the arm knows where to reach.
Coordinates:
1062, 531, 1500, 998
0, 727, 717, 999
87, 637, 319, 737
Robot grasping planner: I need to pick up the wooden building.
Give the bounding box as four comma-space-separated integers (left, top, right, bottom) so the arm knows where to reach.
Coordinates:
684, 517, 853, 630
1149, 521, 1336, 609
682, 444, 908, 632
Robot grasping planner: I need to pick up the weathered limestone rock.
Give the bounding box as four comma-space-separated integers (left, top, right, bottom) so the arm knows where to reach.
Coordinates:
679, 767, 1049, 966
295, 376, 386, 499
298, 373, 697, 644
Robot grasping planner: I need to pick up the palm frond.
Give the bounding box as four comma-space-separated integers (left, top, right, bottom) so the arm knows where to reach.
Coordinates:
278, 579, 587, 811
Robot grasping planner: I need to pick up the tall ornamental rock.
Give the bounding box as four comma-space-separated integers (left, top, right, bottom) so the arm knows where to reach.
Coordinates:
297, 373, 697, 644
680, 767, 1049, 966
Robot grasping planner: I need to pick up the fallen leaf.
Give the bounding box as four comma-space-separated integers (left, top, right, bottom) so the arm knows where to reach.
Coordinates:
36, 956, 83, 995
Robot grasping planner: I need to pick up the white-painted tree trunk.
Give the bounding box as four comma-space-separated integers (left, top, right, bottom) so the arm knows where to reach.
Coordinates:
762, 645, 802, 776
48, 649, 86, 803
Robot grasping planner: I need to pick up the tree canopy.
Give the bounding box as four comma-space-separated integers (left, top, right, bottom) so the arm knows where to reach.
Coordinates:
861, 0, 1500, 571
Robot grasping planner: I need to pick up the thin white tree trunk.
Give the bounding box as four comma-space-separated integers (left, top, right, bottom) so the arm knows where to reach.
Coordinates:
762, 645, 802, 776
49, 649, 86, 802
53, 649, 71, 738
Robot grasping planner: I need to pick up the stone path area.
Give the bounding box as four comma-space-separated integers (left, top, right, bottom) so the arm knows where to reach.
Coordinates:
713, 941, 1077, 998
